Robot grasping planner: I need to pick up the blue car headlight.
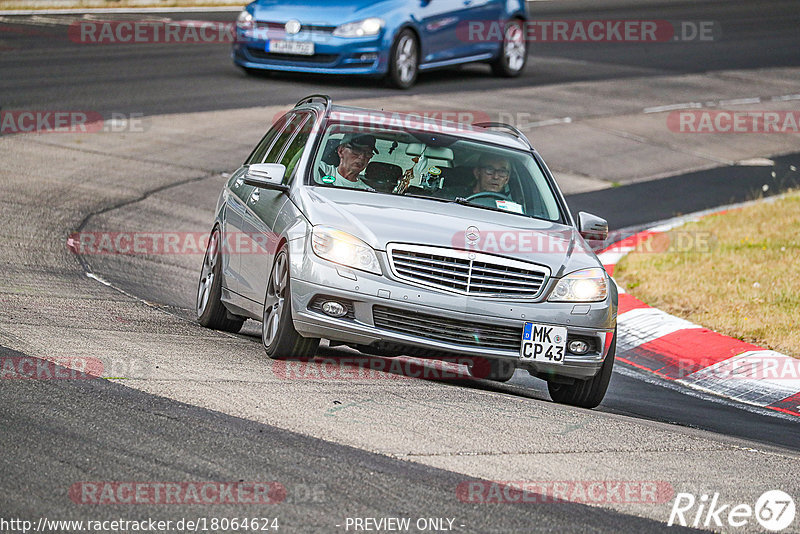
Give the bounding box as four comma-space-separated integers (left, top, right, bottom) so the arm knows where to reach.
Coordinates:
311, 227, 381, 275
332, 17, 384, 38
236, 10, 253, 30
548, 268, 608, 302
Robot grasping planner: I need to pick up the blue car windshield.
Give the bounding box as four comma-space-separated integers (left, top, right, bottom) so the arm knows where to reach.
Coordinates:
308, 121, 563, 222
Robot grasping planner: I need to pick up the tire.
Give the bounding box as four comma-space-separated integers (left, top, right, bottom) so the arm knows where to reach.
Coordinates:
196, 227, 245, 333
262, 245, 319, 360
548, 330, 616, 409
468, 357, 516, 382
387, 29, 419, 89
490, 18, 527, 78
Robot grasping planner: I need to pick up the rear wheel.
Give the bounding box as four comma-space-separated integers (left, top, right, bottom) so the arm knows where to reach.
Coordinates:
468, 357, 516, 382
490, 19, 527, 77
548, 331, 616, 408
196, 227, 244, 333
387, 29, 419, 89
262, 246, 319, 360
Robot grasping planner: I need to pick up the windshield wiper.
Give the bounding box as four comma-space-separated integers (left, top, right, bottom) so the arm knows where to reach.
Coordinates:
402, 193, 457, 203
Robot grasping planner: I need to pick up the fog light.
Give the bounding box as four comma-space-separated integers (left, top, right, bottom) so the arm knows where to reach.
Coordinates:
359, 53, 378, 62
568, 339, 590, 355
321, 301, 347, 318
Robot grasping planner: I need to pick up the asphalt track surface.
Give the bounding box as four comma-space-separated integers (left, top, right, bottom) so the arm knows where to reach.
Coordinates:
0, 0, 798, 115
2, 1, 800, 532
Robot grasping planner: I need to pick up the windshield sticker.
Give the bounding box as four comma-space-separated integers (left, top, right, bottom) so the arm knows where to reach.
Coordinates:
427, 166, 442, 176
321, 175, 336, 184
495, 200, 524, 214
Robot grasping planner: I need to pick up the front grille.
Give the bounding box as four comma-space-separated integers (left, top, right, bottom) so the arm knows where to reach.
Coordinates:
254, 21, 335, 34
373, 305, 523, 351
246, 48, 338, 64
387, 244, 548, 298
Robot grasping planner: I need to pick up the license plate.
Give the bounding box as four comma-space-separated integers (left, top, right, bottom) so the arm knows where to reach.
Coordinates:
267, 40, 314, 56
520, 323, 567, 364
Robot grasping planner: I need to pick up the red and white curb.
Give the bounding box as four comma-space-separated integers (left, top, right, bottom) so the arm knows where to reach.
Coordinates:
599, 208, 800, 418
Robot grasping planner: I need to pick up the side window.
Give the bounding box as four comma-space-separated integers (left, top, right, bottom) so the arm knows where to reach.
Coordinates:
264, 112, 310, 164
244, 115, 290, 165
278, 116, 313, 183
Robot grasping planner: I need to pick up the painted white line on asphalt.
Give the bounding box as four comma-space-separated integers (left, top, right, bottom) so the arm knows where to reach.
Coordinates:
771, 94, 800, 102
718, 97, 761, 106
643, 102, 702, 114
617, 307, 700, 352
518, 117, 572, 129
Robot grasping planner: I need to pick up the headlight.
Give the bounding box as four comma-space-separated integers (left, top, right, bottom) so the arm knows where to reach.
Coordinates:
548, 268, 608, 302
332, 17, 384, 37
236, 10, 253, 29
311, 227, 381, 275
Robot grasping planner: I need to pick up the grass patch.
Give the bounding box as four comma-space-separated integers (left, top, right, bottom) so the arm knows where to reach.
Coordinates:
615, 192, 800, 358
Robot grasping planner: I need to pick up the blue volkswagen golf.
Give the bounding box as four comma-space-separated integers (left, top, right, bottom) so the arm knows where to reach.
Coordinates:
232, 0, 528, 88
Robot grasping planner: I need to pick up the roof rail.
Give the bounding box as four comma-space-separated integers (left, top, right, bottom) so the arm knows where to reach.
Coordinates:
472, 122, 533, 150
295, 94, 332, 115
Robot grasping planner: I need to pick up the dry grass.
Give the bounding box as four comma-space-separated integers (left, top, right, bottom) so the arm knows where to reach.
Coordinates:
615, 192, 800, 358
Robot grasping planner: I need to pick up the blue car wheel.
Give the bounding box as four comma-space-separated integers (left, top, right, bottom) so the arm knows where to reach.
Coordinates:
387, 29, 419, 89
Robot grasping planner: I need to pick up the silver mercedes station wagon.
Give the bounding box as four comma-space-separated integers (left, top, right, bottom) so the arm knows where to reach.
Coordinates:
197, 95, 618, 408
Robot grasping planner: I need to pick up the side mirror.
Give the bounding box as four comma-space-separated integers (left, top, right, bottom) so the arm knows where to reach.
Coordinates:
243, 163, 288, 191
578, 212, 608, 242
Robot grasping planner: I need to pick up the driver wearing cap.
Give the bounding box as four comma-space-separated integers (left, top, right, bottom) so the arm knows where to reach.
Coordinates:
317, 133, 378, 190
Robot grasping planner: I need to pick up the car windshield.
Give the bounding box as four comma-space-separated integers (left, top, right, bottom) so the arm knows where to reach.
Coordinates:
307, 121, 563, 222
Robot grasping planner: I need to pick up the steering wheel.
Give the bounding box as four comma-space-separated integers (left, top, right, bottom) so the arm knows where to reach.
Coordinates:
464, 191, 509, 202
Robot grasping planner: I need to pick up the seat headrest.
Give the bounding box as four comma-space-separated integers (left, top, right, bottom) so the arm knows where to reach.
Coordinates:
322, 137, 342, 166
364, 162, 403, 192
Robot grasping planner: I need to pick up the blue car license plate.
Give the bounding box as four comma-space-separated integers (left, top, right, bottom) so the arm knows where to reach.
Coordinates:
267, 40, 315, 56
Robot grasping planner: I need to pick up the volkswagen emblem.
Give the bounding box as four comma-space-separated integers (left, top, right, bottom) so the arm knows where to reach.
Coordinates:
465, 226, 480, 245
285, 19, 302, 34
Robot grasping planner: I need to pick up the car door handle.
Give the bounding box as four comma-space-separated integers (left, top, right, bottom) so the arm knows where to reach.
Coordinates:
249, 190, 260, 203
234, 177, 244, 188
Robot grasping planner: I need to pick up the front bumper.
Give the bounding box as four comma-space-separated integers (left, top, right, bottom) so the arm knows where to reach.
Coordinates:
289, 243, 617, 381
232, 29, 388, 75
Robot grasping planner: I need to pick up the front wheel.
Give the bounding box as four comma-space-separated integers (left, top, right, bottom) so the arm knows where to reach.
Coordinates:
548, 331, 616, 409
490, 19, 527, 78
262, 246, 319, 360
387, 29, 419, 89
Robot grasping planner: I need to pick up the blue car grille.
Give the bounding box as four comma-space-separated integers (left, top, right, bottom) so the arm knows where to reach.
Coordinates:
246, 48, 338, 64
387, 244, 549, 298
254, 21, 335, 34
373, 306, 522, 351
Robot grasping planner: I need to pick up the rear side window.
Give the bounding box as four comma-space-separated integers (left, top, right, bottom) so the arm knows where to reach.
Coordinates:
245, 115, 290, 165
265, 113, 310, 164
278, 116, 313, 183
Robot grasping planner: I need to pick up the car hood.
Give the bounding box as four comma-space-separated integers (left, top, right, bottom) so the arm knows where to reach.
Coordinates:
251, 0, 397, 25
296, 188, 602, 277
